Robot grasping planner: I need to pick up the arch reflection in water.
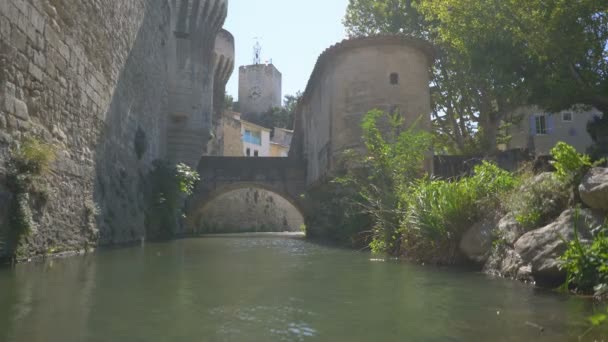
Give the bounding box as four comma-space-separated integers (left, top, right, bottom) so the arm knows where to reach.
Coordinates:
196, 187, 305, 234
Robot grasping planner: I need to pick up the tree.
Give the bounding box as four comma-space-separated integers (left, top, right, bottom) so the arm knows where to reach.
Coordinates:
344, 0, 608, 153
224, 93, 234, 111
245, 92, 302, 131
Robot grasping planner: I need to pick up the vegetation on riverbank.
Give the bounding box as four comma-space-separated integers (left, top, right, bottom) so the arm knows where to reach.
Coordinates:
309, 110, 608, 294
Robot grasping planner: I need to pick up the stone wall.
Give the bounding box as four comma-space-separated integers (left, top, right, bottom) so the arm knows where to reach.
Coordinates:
196, 188, 304, 233
220, 111, 243, 156
291, 36, 435, 185
0, 0, 228, 259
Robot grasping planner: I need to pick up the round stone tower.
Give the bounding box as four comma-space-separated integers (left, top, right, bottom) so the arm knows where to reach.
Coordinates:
292, 36, 436, 184
213, 29, 235, 119
166, 0, 228, 167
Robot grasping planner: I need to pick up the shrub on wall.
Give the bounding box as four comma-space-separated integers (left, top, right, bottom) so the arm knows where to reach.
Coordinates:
4, 137, 56, 259
145, 161, 199, 239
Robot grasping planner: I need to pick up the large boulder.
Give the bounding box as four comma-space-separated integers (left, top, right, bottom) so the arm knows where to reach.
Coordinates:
459, 217, 497, 264
483, 244, 530, 281
495, 214, 525, 245
579, 167, 608, 211
514, 209, 605, 287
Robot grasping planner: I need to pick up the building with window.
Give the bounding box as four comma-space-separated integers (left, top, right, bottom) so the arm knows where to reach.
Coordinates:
270, 127, 293, 157
505, 106, 602, 156
241, 120, 271, 157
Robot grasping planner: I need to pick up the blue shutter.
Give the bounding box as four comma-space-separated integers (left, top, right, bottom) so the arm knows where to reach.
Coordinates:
530, 115, 536, 136
547, 114, 554, 135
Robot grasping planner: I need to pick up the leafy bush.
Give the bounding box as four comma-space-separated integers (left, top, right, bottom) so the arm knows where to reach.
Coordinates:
145, 161, 200, 239
551, 142, 592, 184
505, 172, 570, 229
404, 162, 516, 263
331, 110, 433, 254
11, 137, 56, 175
560, 210, 608, 295
4, 138, 55, 259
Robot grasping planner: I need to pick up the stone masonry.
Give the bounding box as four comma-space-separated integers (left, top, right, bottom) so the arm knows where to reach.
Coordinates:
0, 0, 228, 259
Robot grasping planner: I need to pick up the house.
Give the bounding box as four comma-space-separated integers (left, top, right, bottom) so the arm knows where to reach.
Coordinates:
270, 127, 293, 157
506, 106, 602, 156
241, 120, 271, 157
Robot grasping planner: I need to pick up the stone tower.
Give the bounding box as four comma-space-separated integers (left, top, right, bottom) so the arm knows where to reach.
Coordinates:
238, 63, 282, 116
166, 0, 228, 167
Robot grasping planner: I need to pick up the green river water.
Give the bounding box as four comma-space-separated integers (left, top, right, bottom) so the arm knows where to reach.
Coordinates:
0, 234, 606, 341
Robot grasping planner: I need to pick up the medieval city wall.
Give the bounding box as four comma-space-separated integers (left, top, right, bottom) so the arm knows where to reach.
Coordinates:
0, 0, 228, 258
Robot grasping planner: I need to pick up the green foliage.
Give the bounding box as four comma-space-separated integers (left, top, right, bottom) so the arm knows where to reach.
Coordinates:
344, 0, 608, 153
334, 109, 433, 254
505, 172, 570, 230
4, 138, 55, 259
11, 137, 56, 176
243, 93, 301, 131
405, 162, 516, 262
175, 163, 199, 195
550, 142, 592, 184
224, 93, 234, 111
560, 209, 608, 295
587, 114, 608, 160
145, 161, 200, 239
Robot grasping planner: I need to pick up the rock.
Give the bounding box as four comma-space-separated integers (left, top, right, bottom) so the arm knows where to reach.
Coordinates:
484, 244, 523, 277
579, 167, 608, 211
495, 213, 525, 245
514, 209, 605, 287
459, 217, 497, 264
13, 98, 29, 120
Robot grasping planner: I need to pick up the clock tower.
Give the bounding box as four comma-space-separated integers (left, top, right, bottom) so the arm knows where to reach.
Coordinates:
238, 44, 282, 116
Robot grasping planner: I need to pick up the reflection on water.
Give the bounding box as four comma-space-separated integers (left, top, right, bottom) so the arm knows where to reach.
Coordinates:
0, 234, 606, 341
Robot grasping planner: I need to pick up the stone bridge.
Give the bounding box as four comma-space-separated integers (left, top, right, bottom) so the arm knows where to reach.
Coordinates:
184, 35, 435, 233
184, 157, 308, 232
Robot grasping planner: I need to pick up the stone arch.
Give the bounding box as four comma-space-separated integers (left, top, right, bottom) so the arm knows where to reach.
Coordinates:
185, 182, 307, 234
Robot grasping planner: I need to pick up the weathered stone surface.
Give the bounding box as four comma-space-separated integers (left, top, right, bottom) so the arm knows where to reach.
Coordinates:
514, 208, 605, 286
495, 213, 525, 245
579, 167, 608, 211
483, 244, 532, 282
0, 177, 11, 258
459, 217, 497, 264
0, 0, 229, 258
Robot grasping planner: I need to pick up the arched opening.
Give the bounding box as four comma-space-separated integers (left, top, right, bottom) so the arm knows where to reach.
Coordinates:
192, 186, 305, 234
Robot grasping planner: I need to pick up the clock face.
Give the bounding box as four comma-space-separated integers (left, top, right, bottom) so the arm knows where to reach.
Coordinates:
249, 86, 262, 101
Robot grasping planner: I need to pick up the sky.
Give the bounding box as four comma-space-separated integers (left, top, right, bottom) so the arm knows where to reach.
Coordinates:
224, 0, 350, 103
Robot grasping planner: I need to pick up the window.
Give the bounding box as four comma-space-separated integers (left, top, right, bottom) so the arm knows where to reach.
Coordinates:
535, 115, 547, 135
246, 148, 251, 156
562, 112, 573, 122
254, 150, 259, 157
243, 130, 262, 145
390, 73, 399, 85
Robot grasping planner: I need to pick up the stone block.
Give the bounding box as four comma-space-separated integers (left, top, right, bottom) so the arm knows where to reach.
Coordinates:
29, 62, 44, 81
0, 15, 10, 39
13, 98, 28, 120
11, 27, 27, 52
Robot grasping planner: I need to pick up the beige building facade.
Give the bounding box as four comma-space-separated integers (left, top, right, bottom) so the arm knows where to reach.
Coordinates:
241, 120, 271, 157
270, 127, 293, 157
506, 106, 602, 156
290, 36, 435, 185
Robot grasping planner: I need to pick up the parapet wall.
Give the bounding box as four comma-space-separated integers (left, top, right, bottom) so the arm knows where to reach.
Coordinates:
0, 0, 228, 258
